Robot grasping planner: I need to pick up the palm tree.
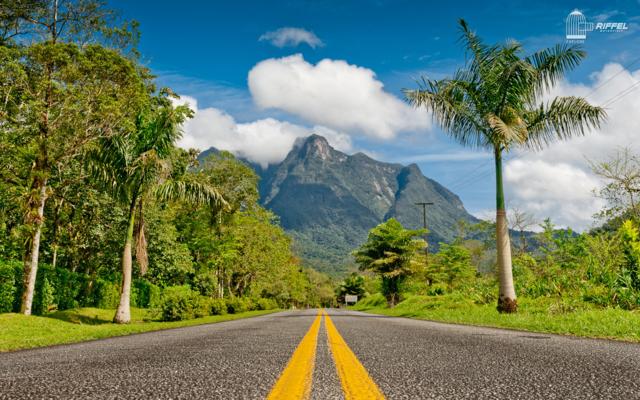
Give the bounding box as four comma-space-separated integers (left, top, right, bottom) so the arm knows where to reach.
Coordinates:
353, 219, 425, 307
405, 20, 606, 313
90, 98, 227, 323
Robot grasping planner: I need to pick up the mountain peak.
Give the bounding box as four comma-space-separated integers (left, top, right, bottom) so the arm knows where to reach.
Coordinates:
297, 134, 334, 161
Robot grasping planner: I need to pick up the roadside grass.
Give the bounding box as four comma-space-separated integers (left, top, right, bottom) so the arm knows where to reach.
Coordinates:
351, 293, 640, 342
0, 308, 278, 352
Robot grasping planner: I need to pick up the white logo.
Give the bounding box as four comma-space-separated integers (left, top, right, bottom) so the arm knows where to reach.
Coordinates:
565, 9, 628, 42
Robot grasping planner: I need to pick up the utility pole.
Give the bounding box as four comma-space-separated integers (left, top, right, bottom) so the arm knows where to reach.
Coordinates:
415, 202, 434, 266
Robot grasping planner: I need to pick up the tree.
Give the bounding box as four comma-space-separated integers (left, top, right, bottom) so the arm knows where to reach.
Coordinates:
1, 42, 149, 315
353, 219, 424, 307
336, 273, 366, 304
0, 0, 148, 315
405, 20, 605, 312
89, 98, 226, 323
590, 148, 640, 222
509, 208, 536, 253
432, 244, 475, 289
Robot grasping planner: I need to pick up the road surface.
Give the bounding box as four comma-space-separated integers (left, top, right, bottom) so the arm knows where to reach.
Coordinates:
1, 309, 639, 399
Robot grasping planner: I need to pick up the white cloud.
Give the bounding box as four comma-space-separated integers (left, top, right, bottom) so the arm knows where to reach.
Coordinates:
259, 27, 324, 48
248, 54, 430, 139
505, 160, 605, 230
173, 95, 352, 168
503, 63, 640, 230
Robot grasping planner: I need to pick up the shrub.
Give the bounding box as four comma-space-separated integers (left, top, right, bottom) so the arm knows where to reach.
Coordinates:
159, 285, 200, 321
53, 268, 83, 310
194, 297, 211, 318
255, 298, 278, 311
226, 297, 249, 314
208, 298, 227, 315
426, 283, 447, 296
33, 276, 55, 315
132, 279, 161, 308
94, 280, 120, 309
0, 260, 17, 313
356, 293, 386, 308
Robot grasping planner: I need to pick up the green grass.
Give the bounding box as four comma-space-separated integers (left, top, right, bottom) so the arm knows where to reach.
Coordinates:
352, 293, 640, 342
0, 307, 278, 352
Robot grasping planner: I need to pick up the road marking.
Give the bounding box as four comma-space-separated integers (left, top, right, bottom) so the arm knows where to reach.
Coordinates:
266, 310, 322, 400
324, 311, 386, 400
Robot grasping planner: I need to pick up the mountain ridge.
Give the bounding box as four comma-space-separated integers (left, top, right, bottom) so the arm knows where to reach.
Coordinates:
200, 134, 479, 275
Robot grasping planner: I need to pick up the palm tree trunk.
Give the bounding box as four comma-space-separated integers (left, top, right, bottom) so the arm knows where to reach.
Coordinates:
114, 200, 136, 324
494, 147, 517, 313
20, 178, 48, 315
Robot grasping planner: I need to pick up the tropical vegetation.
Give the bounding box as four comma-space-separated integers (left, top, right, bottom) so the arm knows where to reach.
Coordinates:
405, 19, 606, 312
0, 0, 335, 328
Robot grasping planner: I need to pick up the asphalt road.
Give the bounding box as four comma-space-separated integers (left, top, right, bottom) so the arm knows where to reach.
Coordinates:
1, 309, 639, 399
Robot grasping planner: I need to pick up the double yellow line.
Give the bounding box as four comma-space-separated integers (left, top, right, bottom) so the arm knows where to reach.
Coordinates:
266, 310, 385, 400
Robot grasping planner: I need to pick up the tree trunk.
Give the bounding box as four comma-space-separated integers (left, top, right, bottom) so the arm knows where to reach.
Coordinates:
113, 201, 136, 324
494, 148, 517, 313
21, 179, 48, 315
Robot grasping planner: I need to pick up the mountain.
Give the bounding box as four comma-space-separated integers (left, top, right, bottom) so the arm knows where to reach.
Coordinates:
201, 135, 479, 275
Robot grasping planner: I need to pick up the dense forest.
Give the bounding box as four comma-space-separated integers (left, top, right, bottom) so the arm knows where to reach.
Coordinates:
0, 0, 335, 323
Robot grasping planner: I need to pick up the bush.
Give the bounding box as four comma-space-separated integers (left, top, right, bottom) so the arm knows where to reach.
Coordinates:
52, 268, 84, 310
94, 280, 120, 309
208, 298, 227, 315
426, 283, 447, 296
132, 279, 161, 308
194, 297, 211, 318
356, 292, 386, 308
159, 285, 201, 321
33, 276, 55, 315
0, 260, 17, 313
255, 298, 278, 311
226, 297, 250, 314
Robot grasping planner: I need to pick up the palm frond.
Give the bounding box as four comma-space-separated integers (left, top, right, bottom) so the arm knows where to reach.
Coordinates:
524, 96, 606, 150
526, 44, 586, 94
405, 77, 490, 148
487, 112, 528, 148
153, 178, 228, 210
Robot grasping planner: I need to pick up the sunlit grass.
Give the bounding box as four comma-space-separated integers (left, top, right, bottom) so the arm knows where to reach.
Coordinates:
0, 307, 277, 352
352, 293, 640, 342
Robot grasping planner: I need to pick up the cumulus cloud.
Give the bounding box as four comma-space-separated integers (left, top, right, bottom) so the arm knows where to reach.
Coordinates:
173, 95, 352, 168
259, 27, 324, 48
248, 54, 430, 139
503, 63, 640, 230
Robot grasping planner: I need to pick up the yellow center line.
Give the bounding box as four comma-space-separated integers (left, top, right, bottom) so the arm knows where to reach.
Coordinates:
266, 310, 322, 400
324, 310, 386, 400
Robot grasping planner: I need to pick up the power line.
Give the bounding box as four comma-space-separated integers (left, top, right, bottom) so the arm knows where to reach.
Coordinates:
581, 55, 640, 101
443, 76, 640, 191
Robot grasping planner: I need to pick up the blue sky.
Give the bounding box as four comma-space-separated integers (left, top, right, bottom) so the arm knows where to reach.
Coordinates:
109, 0, 640, 229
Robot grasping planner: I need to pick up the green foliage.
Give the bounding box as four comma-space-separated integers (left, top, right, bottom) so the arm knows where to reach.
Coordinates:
144, 207, 194, 286
353, 219, 425, 306
255, 298, 278, 311
429, 244, 476, 289
336, 273, 366, 303
132, 279, 161, 309
356, 293, 387, 308
226, 297, 251, 314
208, 298, 228, 315
0, 0, 328, 322
0, 260, 18, 312
33, 277, 56, 315
94, 280, 121, 309
159, 285, 201, 322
